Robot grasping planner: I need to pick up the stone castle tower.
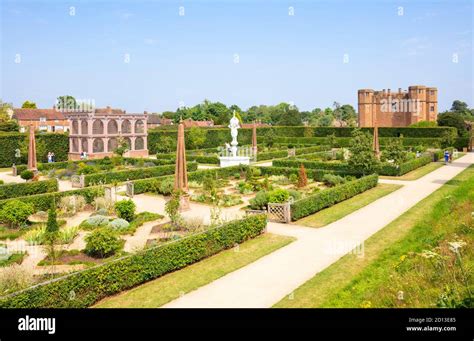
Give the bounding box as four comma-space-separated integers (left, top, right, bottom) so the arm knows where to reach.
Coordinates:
358, 85, 437, 127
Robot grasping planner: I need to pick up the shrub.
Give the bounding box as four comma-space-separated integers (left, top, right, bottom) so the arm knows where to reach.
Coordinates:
84, 228, 123, 258
288, 189, 302, 201
165, 194, 181, 225
322, 174, 347, 187
58, 226, 79, 244
268, 188, 290, 203
92, 197, 114, 213
80, 215, 110, 230
114, 199, 136, 222
20, 170, 34, 181
58, 195, 86, 215
291, 174, 378, 220
297, 164, 308, 188
0, 200, 34, 228
289, 174, 298, 184
108, 218, 130, 231
158, 178, 174, 196
0, 264, 33, 296
23, 225, 46, 245
249, 191, 269, 210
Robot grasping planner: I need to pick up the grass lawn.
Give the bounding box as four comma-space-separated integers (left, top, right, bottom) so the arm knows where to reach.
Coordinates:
94, 233, 295, 308
295, 183, 402, 228
275, 165, 474, 308
380, 162, 443, 181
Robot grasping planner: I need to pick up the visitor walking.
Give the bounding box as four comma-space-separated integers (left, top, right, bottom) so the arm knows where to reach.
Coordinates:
449, 150, 453, 163
47, 152, 52, 163
51, 152, 55, 163
444, 150, 450, 165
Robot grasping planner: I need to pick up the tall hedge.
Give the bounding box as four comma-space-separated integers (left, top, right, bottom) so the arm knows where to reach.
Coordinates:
0, 214, 267, 308
291, 174, 379, 220
0, 179, 58, 200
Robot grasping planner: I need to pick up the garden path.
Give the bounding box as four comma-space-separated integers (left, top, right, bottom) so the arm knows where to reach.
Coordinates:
162, 153, 474, 308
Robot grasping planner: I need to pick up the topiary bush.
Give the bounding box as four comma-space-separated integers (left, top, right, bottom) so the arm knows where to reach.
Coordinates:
0, 200, 34, 228
249, 191, 269, 210
322, 174, 347, 187
84, 228, 123, 258
114, 199, 136, 222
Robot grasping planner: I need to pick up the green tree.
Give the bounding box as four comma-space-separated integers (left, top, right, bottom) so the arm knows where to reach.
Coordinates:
187, 126, 207, 149
348, 129, 379, 175
451, 100, 469, 113
340, 104, 357, 127
278, 108, 302, 126
382, 137, 406, 166
156, 135, 176, 153
21, 101, 37, 109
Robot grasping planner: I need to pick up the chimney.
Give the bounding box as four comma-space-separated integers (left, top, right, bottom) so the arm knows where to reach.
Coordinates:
387, 88, 391, 95
144, 111, 148, 115
382, 89, 386, 95
106, 106, 112, 114
398, 88, 402, 94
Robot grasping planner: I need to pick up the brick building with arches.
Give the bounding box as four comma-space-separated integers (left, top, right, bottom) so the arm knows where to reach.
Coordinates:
66, 107, 149, 160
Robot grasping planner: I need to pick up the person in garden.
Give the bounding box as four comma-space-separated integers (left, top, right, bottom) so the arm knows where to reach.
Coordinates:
444, 150, 450, 165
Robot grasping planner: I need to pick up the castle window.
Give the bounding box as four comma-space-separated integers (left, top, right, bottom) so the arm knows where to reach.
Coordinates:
430, 105, 435, 112
430, 90, 435, 95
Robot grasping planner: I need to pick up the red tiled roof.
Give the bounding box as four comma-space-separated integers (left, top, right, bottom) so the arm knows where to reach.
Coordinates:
13, 108, 66, 121
94, 108, 126, 115
182, 119, 214, 128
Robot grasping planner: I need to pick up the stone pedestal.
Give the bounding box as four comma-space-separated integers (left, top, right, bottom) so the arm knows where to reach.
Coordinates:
219, 156, 250, 168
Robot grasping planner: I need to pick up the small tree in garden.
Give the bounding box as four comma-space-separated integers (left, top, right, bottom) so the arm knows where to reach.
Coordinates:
187, 127, 207, 149
114, 199, 136, 222
348, 129, 379, 175
382, 137, 406, 166
297, 164, 308, 188
114, 137, 129, 156
20, 170, 34, 181
327, 133, 337, 147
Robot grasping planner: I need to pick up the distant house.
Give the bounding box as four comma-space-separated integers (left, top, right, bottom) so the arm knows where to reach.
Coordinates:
240, 121, 270, 129
182, 118, 214, 128
13, 108, 69, 133
147, 114, 174, 129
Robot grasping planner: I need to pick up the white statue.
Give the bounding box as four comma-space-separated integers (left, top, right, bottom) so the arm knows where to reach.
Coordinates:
228, 111, 240, 157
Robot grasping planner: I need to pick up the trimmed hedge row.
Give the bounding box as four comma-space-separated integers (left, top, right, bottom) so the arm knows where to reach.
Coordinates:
35, 157, 173, 172
378, 155, 432, 176
258, 166, 363, 181
273, 159, 354, 173
291, 174, 379, 221
0, 132, 69, 168
83, 163, 198, 186
0, 179, 58, 200
274, 136, 445, 148
0, 186, 104, 212
0, 214, 267, 308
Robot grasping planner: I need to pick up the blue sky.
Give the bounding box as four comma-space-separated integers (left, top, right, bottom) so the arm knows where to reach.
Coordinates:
1, 0, 472, 113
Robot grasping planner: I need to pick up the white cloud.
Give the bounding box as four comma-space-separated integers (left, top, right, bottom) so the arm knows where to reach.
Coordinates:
144, 38, 158, 45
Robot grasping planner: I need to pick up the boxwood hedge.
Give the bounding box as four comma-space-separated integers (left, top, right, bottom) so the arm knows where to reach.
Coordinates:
378, 155, 432, 176
291, 174, 379, 220
0, 214, 267, 308
0, 179, 58, 200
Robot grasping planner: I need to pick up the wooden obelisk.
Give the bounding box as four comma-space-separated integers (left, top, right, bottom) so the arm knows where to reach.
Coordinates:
27, 125, 38, 171
174, 120, 190, 211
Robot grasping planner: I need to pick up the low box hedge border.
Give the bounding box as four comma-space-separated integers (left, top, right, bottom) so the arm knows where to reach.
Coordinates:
378, 155, 432, 176
290, 174, 379, 221
84, 163, 198, 186
0, 214, 267, 308
0, 179, 58, 200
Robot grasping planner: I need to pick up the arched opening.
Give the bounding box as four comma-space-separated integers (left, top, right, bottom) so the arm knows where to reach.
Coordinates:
123, 137, 131, 149
108, 138, 118, 153
135, 120, 144, 133
72, 120, 79, 134
122, 119, 131, 134
81, 120, 88, 134
108, 119, 118, 134
135, 137, 144, 150
92, 119, 104, 135
93, 138, 104, 153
